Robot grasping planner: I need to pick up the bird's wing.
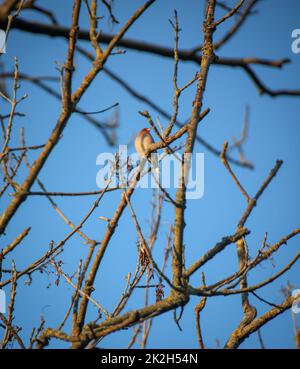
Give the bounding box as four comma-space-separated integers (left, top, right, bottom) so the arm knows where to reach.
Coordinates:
134, 132, 143, 156
141, 133, 154, 153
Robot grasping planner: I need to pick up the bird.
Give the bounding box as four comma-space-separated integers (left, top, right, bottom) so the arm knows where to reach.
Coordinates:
135, 128, 159, 173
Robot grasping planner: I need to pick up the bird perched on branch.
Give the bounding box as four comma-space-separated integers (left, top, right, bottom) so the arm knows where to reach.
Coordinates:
135, 128, 159, 173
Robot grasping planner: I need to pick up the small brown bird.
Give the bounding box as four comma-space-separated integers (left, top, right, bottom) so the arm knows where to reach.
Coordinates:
135, 128, 159, 173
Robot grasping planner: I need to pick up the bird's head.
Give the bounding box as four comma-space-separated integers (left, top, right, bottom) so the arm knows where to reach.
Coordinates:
140, 127, 151, 134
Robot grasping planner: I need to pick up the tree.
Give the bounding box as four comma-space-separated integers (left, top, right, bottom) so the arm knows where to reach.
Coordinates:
0, 0, 299, 349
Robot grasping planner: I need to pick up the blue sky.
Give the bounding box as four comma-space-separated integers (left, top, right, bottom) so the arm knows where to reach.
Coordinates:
1, 0, 300, 348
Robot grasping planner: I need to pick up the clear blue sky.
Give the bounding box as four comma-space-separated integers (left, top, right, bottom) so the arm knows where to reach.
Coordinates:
1, 0, 300, 348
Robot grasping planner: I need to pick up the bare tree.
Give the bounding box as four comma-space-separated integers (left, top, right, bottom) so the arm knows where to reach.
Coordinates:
0, 0, 299, 349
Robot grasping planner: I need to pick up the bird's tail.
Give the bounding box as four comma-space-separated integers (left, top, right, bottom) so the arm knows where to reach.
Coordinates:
150, 153, 160, 173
